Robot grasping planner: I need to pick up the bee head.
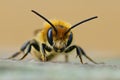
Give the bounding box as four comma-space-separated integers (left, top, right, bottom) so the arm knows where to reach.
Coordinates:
45, 20, 73, 52
31, 10, 98, 52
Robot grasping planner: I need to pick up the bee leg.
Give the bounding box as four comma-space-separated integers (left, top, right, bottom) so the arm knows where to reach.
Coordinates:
41, 44, 61, 61
41, 44, 52, 61
65, 45, 98, 64
7, 51, 22, 59
19, 44, 31, 60
65, 45, 83, 64
20, 40, 40, 60
41, 44, 47, 61
8, 40, 40, 60
78, 47, 98, 64
7, 40, 30, 59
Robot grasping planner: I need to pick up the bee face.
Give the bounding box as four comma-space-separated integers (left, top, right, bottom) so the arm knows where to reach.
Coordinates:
53, 32, 73, 52
46, 22, 73, 52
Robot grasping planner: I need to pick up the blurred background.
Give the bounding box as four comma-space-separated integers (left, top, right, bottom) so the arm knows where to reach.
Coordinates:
0, 0, 120, 64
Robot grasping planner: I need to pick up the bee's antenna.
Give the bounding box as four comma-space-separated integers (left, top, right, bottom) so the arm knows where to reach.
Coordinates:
65, 16, 98, 34
31, 10, 57, 34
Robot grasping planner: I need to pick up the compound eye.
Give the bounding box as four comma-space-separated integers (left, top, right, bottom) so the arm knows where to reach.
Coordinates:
47, 28, 53, 45
66, 32, 73, 47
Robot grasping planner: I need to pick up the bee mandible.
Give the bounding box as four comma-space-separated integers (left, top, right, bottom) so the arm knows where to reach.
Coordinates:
8, 10, 98, 64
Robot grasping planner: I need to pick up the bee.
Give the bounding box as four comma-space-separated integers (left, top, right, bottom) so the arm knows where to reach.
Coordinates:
8, 10, 99, 64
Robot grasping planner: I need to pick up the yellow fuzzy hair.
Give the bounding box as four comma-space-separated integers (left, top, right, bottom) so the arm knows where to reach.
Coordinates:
44, 19, 71, 29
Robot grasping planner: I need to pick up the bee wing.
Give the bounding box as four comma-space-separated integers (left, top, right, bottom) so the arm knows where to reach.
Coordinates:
34, 29, 43, 35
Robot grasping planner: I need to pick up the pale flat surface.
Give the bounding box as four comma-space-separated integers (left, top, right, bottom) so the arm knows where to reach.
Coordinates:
0, 59, 120, 80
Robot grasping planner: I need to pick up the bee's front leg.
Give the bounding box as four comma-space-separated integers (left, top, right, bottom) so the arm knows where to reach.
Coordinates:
41, 43, 53, 61
41, 44, 59, 61
65, 45, 98, 64
8, 39, 40, 60
41, 44, 47, 61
